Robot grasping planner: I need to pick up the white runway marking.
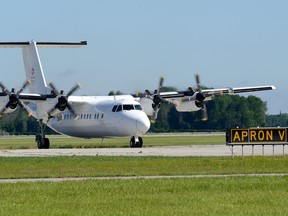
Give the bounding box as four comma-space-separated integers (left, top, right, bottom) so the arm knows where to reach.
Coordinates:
1, 173, 287, 183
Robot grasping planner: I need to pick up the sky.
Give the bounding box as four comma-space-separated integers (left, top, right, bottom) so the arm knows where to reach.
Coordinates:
0, 0, 287, 114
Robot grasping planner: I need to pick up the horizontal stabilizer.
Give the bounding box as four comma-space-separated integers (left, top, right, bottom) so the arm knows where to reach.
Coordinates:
0, 41, 87, 48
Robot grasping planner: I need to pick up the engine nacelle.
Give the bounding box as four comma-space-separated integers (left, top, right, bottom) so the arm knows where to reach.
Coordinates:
176, 100, 201, 112
1, 107, 17, 114
45, 97, 66, 117
137, 97, 154, 116
0, 96, 18, 114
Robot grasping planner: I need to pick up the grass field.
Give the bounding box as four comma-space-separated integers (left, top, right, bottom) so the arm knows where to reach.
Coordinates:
1, 134, 288, 215
1, 156, 288, 215
0, 156, 288, 179
1, 176, 288, 215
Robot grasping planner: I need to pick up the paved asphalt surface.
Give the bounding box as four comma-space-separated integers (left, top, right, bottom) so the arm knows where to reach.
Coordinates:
0, 144, 287, 157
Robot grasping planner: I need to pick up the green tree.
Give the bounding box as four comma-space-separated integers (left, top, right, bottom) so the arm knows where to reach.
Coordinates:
108, 90, 124, 96
266, 113, 288, 127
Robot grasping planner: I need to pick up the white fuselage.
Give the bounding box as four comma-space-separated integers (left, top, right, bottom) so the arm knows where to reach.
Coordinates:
47, 95, 151, 138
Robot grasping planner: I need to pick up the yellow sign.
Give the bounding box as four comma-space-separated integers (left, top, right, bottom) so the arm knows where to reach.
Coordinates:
227, 128, 287, 145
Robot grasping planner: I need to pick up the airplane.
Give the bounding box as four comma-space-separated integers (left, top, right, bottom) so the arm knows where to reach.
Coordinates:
0, 40, 276, 149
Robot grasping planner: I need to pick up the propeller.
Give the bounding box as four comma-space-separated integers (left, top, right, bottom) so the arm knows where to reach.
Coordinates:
144, 76, 165, 122
194, 74, 208, 121
0, 80, 30, 115
47, 82, 80, 118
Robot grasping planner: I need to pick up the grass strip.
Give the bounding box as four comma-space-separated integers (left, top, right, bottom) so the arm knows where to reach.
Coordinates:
0, 156, 288, 179
0, 134, 225, 149
0, 176, 288, 215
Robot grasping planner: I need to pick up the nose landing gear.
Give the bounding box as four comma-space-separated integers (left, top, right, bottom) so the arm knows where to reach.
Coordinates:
130, 136, 143, 148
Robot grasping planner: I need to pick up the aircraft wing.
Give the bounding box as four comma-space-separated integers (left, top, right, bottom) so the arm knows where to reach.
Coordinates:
159, 85, 275, 104
201, 85, 276, 96
19, 93, 48, 101
169, 85, 276, 113
137, 84, 276, 118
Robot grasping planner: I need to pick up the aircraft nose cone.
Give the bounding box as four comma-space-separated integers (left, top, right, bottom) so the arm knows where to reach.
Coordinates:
136, 116, 150, 134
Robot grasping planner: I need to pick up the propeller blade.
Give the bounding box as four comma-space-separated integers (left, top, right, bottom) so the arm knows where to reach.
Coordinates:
66, 83, 80, 97
150, 76, 165, 121
46, 83, 80, 117
0, 82, 10, 95
66, 103, 78, 119
157, 76, 164, 95
195, 73, 202, 93
201, 104, 208, 121
0, 82, 5, 91
48, 82, 59, 95
137, 76, 164, 122
150, 111, 158, 124
195, 73, 209, 121
145, 90, 151, 96
188, 87, 194, 94
17, 80, 30, 94
17, 101, 33, 116
0, 106, 8, 115
135, 91, 139, 97
47, 106, 57, 117
0, 100, 14, 115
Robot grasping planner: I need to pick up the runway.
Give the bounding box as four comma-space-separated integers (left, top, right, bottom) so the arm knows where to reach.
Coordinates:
0, 144, 287, 157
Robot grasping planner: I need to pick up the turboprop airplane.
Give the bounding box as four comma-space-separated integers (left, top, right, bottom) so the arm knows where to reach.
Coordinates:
0, 40, 276, 149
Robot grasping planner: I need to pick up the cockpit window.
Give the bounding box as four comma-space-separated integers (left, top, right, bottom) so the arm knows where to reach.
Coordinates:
112, 104, 143, 112
116, 105, 122, 112
112, 105, 117, 112
135, 105, 143, 110
123, 104, 134, 111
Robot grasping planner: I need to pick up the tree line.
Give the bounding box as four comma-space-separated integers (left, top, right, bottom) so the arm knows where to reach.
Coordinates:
151, 94, 287, 132
0, 91, 287, 135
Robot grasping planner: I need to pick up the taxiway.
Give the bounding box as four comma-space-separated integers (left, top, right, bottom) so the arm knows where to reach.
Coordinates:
0, 144, 287, 157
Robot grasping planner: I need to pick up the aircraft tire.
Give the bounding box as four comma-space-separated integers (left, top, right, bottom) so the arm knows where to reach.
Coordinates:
36, 135, 50, 149
130, 137, 136, 148
37, 140, 43, 149
130, 136, 143, 148
44, 138, 50, 149
137, 137, 143, 148
36, 135, 44, 149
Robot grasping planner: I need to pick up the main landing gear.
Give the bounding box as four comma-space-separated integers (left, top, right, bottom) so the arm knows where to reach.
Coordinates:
35, 120, 50, 149
35, 135, 50, 149
130, 136, 143, 148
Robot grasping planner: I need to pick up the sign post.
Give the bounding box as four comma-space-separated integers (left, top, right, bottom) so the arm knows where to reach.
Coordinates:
226, 127, 287, 156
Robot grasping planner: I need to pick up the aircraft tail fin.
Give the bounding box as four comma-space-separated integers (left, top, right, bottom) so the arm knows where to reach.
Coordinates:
0, 40, 87, 94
